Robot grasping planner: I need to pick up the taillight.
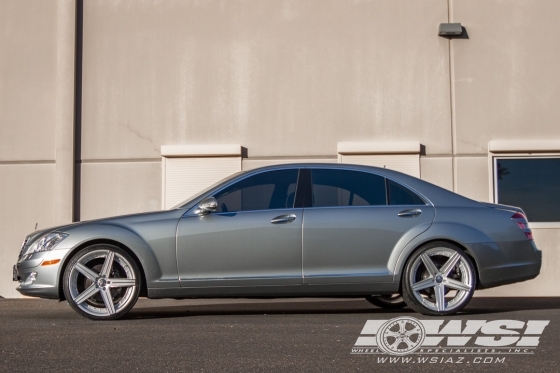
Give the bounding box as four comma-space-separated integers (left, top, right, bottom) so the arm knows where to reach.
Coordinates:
511, 212, 533, 241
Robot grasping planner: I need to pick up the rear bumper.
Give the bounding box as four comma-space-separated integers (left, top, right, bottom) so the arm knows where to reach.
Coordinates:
478, 260, 541, 289
469, 240, 542, 289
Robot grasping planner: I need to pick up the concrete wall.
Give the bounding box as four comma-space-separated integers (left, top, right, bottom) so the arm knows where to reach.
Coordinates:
0, 2, 57, 162
453, 0, 560, 155
1, 0, 558, 297
79, 162, 161, 221
0, 0, 75, 298
80, 0, 451, 160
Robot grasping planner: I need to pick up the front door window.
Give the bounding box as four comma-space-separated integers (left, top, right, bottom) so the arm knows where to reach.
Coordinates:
213, 169, 299, 213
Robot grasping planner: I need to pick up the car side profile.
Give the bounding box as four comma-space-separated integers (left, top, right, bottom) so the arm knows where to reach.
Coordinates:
13, 164, 542, 320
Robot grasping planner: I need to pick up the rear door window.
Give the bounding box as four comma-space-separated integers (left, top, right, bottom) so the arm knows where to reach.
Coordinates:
387, 179, 425, 205
310, 169, 386, 207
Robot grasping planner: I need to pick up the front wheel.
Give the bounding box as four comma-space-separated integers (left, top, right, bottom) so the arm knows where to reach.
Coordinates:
63, 244, 140, 320
402, 242, 476, 316
365, 294, 406, 309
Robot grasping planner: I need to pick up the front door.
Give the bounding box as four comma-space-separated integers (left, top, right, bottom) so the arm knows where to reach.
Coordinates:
177, 168, 303, 287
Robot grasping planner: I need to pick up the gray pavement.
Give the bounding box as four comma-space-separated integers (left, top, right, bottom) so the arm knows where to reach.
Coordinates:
1, 297, 559, 372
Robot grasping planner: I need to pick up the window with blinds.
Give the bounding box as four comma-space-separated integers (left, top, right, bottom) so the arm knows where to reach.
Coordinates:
161, 145, 242, 209
337, 141, 420, 178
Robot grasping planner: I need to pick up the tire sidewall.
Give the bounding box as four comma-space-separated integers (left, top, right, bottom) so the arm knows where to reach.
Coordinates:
63, 244, 141, 320
402, 241, 476, 316
365, 295, 407, 309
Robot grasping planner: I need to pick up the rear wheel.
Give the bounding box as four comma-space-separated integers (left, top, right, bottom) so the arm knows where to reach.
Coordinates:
402, 242, 476, 316
365, 294, 406, 309
63, 244, 140, 320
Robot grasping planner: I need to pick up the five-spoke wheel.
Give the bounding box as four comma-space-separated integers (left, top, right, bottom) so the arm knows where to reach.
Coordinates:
402, 242, 476, 316
63, 244, 140, 320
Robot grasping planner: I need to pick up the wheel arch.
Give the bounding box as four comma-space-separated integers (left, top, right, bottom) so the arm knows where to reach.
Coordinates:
58, 238, 148, 301
394, 238, 482, 290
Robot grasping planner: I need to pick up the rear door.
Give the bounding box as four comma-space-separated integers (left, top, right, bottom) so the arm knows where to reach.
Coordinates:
302, 168, 435, 284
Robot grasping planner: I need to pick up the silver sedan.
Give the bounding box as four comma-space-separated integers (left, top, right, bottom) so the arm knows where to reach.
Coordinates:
13, 164, 542, 320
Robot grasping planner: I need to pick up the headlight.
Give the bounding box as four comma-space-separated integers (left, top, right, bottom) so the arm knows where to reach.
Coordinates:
22, 233, 68, 256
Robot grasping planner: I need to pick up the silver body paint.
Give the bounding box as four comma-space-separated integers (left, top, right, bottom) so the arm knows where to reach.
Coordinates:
14, 164, 541, 301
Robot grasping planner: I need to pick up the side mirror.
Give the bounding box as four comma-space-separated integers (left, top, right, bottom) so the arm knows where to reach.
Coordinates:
194, 197, 218, 215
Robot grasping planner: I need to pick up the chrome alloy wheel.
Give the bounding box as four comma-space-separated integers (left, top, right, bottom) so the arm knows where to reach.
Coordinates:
403, 243, 476, 315
64, 246, 139, 319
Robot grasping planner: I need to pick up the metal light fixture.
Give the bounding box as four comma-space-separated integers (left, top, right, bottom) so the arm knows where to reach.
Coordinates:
438, 23, 463, 37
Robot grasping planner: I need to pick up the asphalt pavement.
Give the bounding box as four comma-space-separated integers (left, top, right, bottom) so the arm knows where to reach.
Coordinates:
1, 297, 559, 373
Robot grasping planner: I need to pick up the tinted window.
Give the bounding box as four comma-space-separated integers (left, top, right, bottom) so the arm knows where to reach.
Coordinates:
310, 169, 386, 207
496, 158, 560, 222
388, 180, 425, 205
213, 169, 298, 212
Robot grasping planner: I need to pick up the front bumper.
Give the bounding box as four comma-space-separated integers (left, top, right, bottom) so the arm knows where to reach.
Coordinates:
14, 248, 71, 299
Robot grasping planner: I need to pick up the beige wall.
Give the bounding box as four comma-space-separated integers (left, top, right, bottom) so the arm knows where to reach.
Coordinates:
453, 0, 560, 155
81, 0, 451, 159
1, 0, 559, 297
0, 1, 58, 162
0, 165, 56, 298
420, 157, 453, 191
79, 162, 162, 221
0, 0, 74, 298
454, 157, 489, 202
242, 158, 336, 171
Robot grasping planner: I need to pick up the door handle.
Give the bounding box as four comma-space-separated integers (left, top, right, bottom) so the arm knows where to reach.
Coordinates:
397, 209, 422, 218
271, 214, 297, 224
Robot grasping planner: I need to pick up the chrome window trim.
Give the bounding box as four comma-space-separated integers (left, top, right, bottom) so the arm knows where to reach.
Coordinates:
302, 204, 427, 211
306, 166, 432, 208
183, 164, 434, 216
187, 207, 302, 216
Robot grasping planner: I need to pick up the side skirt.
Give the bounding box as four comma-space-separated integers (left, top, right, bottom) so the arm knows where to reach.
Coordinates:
147, 282, 400, 299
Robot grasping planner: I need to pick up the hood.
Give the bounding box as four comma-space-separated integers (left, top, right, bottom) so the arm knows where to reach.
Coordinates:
23, 209, 186, 242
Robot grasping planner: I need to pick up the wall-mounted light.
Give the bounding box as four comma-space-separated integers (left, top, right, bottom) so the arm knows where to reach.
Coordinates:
438, 23, 463, 37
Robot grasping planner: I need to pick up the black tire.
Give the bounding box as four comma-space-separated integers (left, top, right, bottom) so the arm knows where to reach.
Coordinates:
63, 244, 140, 320
365, 294, 407, 309
402, 241, 476, 316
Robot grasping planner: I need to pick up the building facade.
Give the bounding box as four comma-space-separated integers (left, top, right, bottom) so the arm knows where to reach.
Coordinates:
1, 0, 559, 298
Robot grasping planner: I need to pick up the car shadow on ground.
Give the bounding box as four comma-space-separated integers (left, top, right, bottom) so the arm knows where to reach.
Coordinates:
124, 297, 560, 320
125, 299, 403, 319
463, 297, 560, 315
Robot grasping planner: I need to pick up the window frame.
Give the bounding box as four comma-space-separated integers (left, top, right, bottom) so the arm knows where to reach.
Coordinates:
202, 167, 303, 214
492, 155, 560, 227
386, 178, 427, 206
306, 167, 428, 210
184, 166, 430, 215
